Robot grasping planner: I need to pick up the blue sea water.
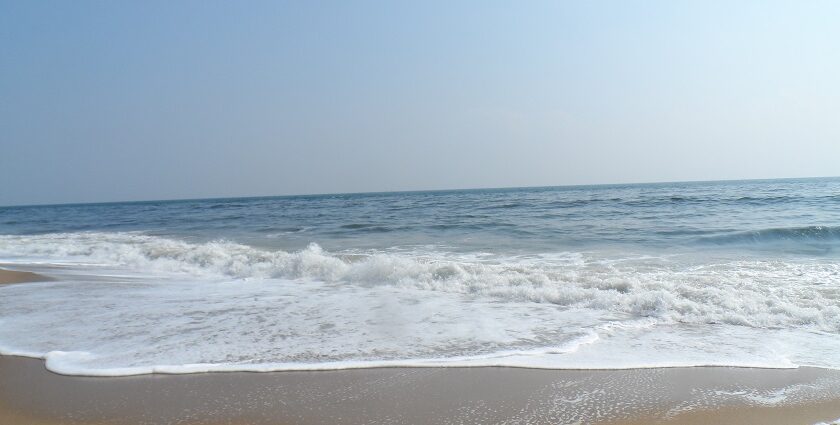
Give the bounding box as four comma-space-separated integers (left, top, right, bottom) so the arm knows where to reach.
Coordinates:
0, 178, 839, 375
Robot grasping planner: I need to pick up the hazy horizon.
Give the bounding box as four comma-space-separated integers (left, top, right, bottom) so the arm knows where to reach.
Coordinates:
3, 1, 839, 206
2, 174, 837, 208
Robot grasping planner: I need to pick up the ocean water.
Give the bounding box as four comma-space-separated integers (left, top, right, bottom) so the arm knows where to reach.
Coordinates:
1, 178, 839, 376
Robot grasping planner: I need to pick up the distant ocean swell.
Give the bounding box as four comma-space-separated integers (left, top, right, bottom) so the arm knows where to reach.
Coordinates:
698, 225, 840, 245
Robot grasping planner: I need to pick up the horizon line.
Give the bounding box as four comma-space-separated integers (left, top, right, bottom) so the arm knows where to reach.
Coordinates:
2, 174, 838, 209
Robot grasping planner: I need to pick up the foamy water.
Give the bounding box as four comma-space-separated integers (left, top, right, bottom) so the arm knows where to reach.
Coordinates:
1, 178, 839, 375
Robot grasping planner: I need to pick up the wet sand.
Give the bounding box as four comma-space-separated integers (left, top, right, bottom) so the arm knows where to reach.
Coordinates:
1, 356, 840, 425
0, 268, 51, 285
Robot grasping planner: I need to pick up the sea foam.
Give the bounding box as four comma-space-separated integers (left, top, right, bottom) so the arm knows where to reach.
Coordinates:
1, 232, 839, 330
1, 232, 840, 376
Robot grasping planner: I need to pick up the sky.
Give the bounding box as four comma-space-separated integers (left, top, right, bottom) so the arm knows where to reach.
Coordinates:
1, 1, 839, 206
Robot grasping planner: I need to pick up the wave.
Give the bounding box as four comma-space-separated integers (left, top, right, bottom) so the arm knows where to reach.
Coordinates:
1, 232, 839, 332
3, 232, 840, 376
700, 226, 840, 246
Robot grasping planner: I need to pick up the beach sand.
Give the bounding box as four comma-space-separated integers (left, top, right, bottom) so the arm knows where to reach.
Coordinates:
0, 268, 51, 285
1, 355, 840, 425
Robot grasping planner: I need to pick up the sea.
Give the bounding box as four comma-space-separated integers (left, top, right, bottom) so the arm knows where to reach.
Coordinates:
1, 177, 839, 376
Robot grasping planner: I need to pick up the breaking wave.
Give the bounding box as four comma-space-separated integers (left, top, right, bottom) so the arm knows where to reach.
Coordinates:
2, 232, 839, 332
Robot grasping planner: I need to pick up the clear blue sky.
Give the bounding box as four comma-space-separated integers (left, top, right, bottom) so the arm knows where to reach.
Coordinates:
2, 1, 839, 205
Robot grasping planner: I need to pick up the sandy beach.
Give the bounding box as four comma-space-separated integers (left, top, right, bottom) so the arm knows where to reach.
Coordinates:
2, 355, 840, 424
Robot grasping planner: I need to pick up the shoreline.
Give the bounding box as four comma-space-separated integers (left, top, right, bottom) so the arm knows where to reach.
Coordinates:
2, 356, 840, 424
0, 267, 52, 285
3, 267, 840, 424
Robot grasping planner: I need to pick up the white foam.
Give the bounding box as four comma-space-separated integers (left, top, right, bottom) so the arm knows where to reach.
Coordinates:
1, 232, 840, 376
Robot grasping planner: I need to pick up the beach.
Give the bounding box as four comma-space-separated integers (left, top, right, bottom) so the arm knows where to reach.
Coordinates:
2, 265, 840, 424
4, 0, 839, 421
0, 269, 840, 425
2, 353, 840, 424
2, 180, 840, 424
